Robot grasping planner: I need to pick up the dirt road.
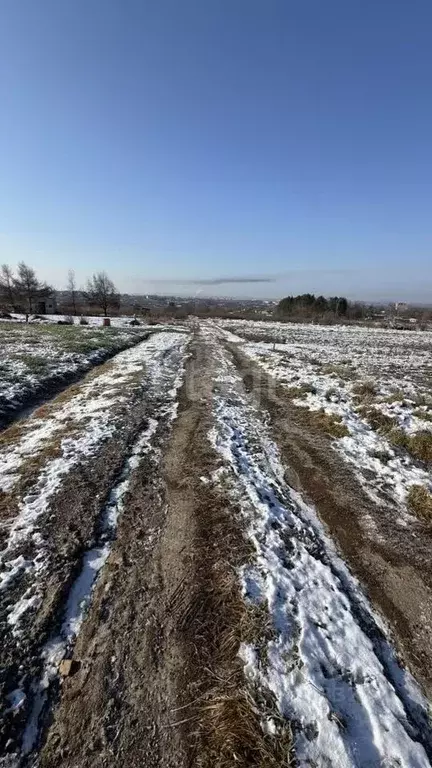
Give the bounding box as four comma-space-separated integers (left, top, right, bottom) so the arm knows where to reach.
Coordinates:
1, 326, 431, 768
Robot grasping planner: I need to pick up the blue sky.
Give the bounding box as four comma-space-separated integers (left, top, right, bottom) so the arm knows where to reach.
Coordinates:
0, 0, 431, 301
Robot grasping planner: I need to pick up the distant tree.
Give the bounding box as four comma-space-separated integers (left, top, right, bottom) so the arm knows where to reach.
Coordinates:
315, 295, 329, 313
67, 269, 78, 315
13, 262, 52, 313
84, 272, 120, 316
348, 302, 365, 320
0, 264, 16, 310
328, 296, 348, 315
277, 293, 348, 319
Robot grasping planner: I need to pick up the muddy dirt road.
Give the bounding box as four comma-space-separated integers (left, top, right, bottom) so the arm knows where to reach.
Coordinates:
1, 325, 431, 768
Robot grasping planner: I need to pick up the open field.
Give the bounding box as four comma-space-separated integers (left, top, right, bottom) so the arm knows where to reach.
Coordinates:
0, 321, 157, 425
216, 318, 432, 519
0, 320, 431, 767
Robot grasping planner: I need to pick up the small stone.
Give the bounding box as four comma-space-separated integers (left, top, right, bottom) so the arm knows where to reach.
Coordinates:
59, 659, 80, 677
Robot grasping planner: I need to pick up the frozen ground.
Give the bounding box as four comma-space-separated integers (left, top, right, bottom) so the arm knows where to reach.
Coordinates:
212, 319, 432, 520
0, 331, 187, 632
0, 321, 431, 767
0, 330, 189, 763
203, 323, 432, 767
0, 321, 159, 421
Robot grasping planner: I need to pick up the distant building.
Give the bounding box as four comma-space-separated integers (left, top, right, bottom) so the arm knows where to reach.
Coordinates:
395, 302, 408, 313
36, 294, 57, 314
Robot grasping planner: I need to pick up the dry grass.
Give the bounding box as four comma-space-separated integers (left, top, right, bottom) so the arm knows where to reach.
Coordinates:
407, 431, 432, 464
381, 427, 432, 464
384, 389, 407, 404
357, 406, 397, 434
387, 427, 409, 449
355, 407, 432, 464
352, 380, 377, 403
188, 553, 294, 768
0, 437, 65, 521
241, 600, 276, 672
200, 690, 293, 768
407, 485, 432, 521
0, 417, 84, 522
321, 363, 355, 380
0, 420, 29, 448
177, 426, 294, 768
285, 383, 316, 399
309, 409, 349, 438
413, 409, 432, 423
413, 393, 432, 408
325, 387, 341, 402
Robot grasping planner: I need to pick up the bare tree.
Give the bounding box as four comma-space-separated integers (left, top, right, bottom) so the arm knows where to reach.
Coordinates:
0, 264, 16, 310
14, 262, 52, 313
84, 272, 120, 317
67, 269, 78, 315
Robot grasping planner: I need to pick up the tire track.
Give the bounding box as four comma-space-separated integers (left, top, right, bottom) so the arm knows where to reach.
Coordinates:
203, 324, 432, 767
0, 332, 188, 765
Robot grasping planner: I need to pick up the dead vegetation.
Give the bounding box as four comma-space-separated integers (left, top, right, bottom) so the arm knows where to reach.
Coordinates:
407, 485, 432, 521
285, 383, 316, 399
413, 409, 432, 423
356, 405, 432, 464
357, 405, 397, 434
384, 389, 408, 404
199, 689, 293, 768
166, 342, 294, 768
308, 409, 349, 438
0, 435, 65, 525
386, 429, 432, 464
352, 380, 377, 403
325, 386, 342, 402
185, 492, 293, 768
321, 363, 356, 380
408, 431, 432, 464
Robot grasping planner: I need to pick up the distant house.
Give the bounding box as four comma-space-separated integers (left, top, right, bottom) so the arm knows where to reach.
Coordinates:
36, 294, 57, 314
395, 302, 408, 313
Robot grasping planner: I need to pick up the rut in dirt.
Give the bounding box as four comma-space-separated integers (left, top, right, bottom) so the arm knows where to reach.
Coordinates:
0, 331, 189, 765
25, 336, 291, 768
202, 323, 432, 768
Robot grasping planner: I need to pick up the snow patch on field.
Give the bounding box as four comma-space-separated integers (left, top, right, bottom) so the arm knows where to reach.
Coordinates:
0, 321, 160, 421
204, 325, 431, 767
209, 320, 432, 518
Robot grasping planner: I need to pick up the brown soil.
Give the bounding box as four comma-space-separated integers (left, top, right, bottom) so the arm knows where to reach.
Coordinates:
37, 338, 286, 768
228, 342, 432, 699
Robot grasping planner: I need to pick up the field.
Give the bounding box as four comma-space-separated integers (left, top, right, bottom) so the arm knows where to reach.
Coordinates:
216, 319, 432, 520
0, 319, 431, 767
0, 320, 153, 424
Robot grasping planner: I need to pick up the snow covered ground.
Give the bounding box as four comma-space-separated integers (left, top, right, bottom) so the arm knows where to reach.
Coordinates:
210, 319, 432, 521
0, 330, 189, 762
0, 331, 188, 633
0, 321, 157, 421
203, 323, 432, 767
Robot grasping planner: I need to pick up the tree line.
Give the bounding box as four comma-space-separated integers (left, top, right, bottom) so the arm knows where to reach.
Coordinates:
277, 293, 349, 318
0, 263, 120, 317
0, 263, 53, 314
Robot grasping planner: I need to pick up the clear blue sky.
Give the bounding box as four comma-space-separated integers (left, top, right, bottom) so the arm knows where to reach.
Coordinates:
1, 0, 431, 301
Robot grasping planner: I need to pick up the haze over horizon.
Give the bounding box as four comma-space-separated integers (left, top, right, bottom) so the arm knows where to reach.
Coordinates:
1, 1, 431, 302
